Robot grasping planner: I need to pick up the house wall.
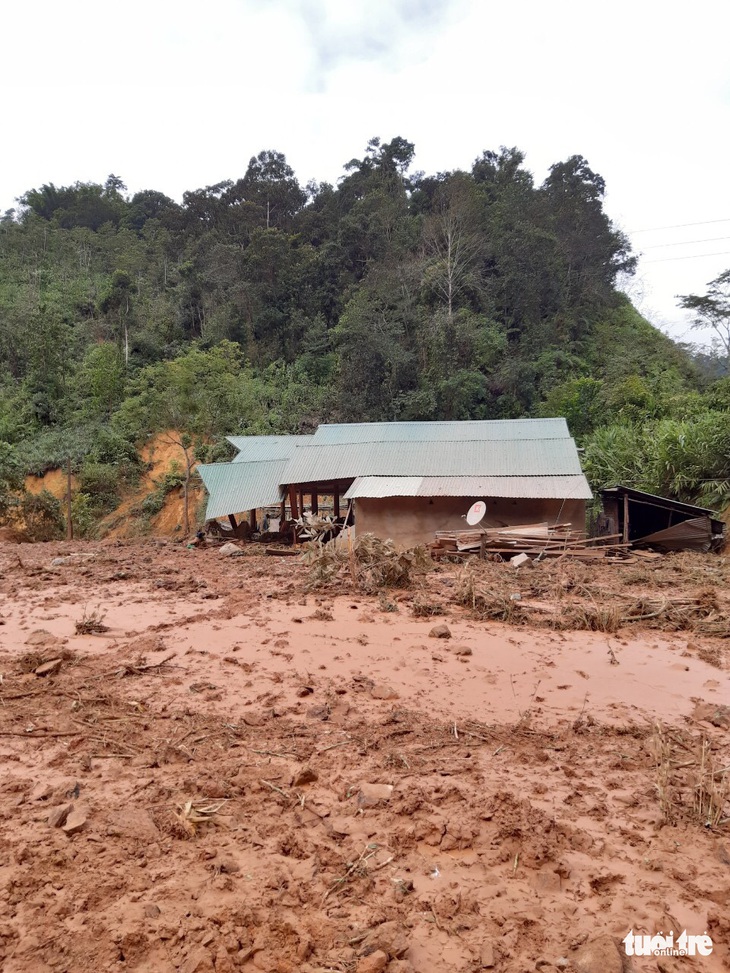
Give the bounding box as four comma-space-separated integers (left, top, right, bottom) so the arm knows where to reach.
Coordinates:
354, 496, 587, 548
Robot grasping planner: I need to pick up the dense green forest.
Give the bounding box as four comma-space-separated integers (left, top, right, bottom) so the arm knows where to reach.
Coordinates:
1, 137, 729, 537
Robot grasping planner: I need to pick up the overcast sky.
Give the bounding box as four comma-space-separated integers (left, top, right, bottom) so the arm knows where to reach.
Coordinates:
2, 0, 729, 347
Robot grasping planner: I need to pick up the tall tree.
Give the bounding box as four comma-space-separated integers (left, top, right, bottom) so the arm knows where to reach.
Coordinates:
679, 269, 730, 361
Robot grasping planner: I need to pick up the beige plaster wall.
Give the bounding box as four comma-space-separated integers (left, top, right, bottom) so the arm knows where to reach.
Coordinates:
354, 496, 586, 548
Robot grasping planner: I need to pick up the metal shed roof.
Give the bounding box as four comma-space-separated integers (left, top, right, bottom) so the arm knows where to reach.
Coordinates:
227, 435, 313, 462
198, 460, 286, 520
283, 439, 583, 485
344, 474, 592, 500
312, 418, 570, 444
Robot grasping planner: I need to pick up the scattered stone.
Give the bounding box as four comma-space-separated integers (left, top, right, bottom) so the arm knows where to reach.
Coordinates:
307, 704, 330, 720
180, 947, 215, 973
709, 705, 730, 729
510, 552, 531, 567
330, 701, 351, 723
370, 683, 399, 700
296, 685, 314, 697
25, 629, 64, 648
144, 904, 161, 918
453, 644, 472, 656
214, 946, 236, 973
573, 935, 623, 973
366, 921, 408, 959
62, 807, 87, 835
293, 766, 318, 786
429, 624, 451, 639
218, 860, 240, 874
47, 803, 74, 828
480, 940, 495, 967
34, 658, 63, 677
357, 950, 388, 973
358, 783, 394, 807
218, 543, 239, 557
29, 782, 53, 802
329, 816, 358, 836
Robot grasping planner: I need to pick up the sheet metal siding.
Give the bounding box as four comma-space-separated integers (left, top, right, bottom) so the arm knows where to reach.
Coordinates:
313, 418, 570, 444
198, 461, 286, 520
284, 439, 583, 484
344, 475, 593, 500
227, 435, 313, 462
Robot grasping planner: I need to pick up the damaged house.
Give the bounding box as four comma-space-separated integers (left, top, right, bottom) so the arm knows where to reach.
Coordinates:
198, 418, 592, 547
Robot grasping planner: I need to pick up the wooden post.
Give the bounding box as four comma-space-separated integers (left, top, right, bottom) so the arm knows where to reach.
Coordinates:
280, 497, 286, 523
622, 493, 629, 544
333, 486, 340, 519
289, 487, 299, 520
311, 492, 318, 515
228, 514, 238, 530
479, 533, 486, 561
250, 509, 257, 531
66, 457, 73, 541
298, 489, 304, 517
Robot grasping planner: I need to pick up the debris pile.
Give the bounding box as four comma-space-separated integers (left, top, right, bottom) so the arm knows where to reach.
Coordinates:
432, 522, 632, 561
304, 532, 431, 593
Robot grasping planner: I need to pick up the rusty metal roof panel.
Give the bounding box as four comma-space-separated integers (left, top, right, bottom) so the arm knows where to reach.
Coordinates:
198, 460, 286, 520
344, 474, 592, 500
635, 517, 714, 552
313, 418, 571, 444
227, 435, 313, 462
283, 439, 583, 484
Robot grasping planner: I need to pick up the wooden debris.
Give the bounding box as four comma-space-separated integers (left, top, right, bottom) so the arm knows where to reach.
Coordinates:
432, 523, 635, 561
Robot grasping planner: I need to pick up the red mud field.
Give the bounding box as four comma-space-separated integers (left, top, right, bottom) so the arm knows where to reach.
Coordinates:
0, 540, 729, 973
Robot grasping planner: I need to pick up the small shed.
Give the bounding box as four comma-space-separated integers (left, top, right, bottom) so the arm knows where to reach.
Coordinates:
599, 486, 725, 552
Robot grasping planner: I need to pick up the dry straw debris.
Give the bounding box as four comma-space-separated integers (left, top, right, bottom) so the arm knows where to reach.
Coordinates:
304, 533, 432, 594
653, 723, 729, 830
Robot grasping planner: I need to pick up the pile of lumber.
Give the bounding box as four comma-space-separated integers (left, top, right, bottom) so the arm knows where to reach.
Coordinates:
431, 522, 632, 560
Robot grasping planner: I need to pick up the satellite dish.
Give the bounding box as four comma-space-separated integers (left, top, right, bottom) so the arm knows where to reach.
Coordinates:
466, 501, 487, 526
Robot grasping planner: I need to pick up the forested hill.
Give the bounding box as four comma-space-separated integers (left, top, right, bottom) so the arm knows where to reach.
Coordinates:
1, 137, 729, 538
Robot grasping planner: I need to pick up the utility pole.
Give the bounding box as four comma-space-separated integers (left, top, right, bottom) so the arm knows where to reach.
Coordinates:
66, 457, 73, 540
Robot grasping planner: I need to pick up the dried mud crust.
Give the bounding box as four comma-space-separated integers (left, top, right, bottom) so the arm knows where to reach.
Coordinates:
0, 541, 728, 973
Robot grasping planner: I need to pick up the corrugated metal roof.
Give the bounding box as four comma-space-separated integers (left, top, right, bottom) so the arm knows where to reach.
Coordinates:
313, 418, 570, 444
344, 474, 593, 500
198, 460, 286, 520
283, 439, 583, 484
636, 517, 713, 552
227, 435, 313, 462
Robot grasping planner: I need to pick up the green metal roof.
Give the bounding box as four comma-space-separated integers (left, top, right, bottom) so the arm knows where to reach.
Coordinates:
198, 460, 285, 520
312, 418, 570, 444
227, 435, 313, 462
283, 439, 583, 485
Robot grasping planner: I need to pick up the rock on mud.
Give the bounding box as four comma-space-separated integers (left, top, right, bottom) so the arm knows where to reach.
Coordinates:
293, 766, 318, 786
429, 624, 451, 639
358, 783, 394, 807
370, 683, 399, 700
62, 808, 88, 835
573, 935, 623, 973
218, 543, 240, 557
34, 658, 63, 677
357, 951, 388, 973
47, 803, 74, 828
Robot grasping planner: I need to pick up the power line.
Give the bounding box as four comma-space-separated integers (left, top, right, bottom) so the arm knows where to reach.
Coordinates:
642, 235, 730, 250
643, 250, 730, 264
630, 218, 730, 234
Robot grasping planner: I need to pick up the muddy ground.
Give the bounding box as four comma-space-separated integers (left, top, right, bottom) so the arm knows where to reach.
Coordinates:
0, 540, 729, 973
